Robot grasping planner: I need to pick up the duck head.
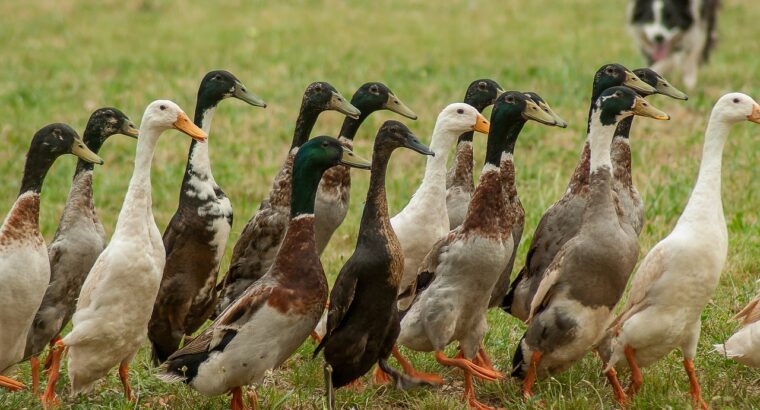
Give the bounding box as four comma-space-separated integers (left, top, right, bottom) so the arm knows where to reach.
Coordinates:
464, 79, 504, 112
711, 93, 760, 125
198, 70, 266, 108
592, 64, 656, 99
350, 82, 417, 120
436, 103, 490, 137
524, 92, 568, 128
375, 120, 434, 156
303, 82, 361, 119
595, 86, 670, 126
632, 68, 688, 100
142, 100, 207, 142
85, 107, 139, 146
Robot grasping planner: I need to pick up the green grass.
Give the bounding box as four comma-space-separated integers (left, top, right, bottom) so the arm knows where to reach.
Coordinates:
1, 0, 760, 408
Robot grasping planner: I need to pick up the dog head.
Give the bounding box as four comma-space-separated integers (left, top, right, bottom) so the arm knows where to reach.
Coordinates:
628, 0, 694, 62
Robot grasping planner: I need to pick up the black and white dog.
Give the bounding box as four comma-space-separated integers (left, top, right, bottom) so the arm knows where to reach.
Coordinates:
627, 0, 719, 89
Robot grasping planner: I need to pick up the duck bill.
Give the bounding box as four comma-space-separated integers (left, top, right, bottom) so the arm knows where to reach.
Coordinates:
339, 146, 371, 169
403, 136, 435, 156
71, 139, 104, 165
472, 113, 490, 134
384, 93, 418, 120
748, 104, 760, 124
173, 112, 208, 142
538, 101, 568, 128
522, 100, 558, 126
330, 91, 361, 119
655, 78, 688, 100
624, 70, 657, 95
234, 81, 267, 108
121, 121, 139, 138
632, 96, 670, 120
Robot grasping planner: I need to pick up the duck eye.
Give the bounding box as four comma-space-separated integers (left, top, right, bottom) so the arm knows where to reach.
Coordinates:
160, 105, 166, 111
733, 98, 740, 103
321, 141, 329, 147
370, 85, 378, 93
457, 108, 464, 114
315, 85, 323, 92
213, 75, 222, 81
506, 96, 514, 103
478, 82, 487, 90
606, 67, 614, 74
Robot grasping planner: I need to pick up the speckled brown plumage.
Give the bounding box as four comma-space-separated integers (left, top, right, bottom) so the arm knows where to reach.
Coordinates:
0, 194, 41, 248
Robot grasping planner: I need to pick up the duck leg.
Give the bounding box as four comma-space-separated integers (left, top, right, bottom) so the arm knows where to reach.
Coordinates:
683, 359, 708, 410
435, 351, 502, 410
372, 365, 392, 385
30, 356, 40, 395
245, 387, 260, 410
118, 362, 136, 402
603, 365, 627, 405
229, 386, 247, 410
392, 345, 444, 384
624, 345, 643, 396
43, 335, 61, 370
522, 351, 542, 399
0, 375, 25, 392
41, 340, 65, 408
324, 364, 335, 410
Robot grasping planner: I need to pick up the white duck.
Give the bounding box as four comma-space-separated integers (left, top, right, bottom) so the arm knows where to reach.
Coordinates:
41, 100, 206, 405
0, 124, 102, 392
392, 103, 490, 308
714, 289, 760, 367
603, 93, 760, 408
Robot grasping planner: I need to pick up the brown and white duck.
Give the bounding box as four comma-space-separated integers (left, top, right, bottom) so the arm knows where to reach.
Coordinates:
487, 92, 567, 308
215, 83, 360, 317
512, 86, 669, 399
314, 82, 417, 255
397, 92, 557, 409
159, 136, 370, 410
501, 64, 656, 321
445, 79, 503, 229
23, 108, 137, 393
148, 70, 265, 364
0, 124, 102, 392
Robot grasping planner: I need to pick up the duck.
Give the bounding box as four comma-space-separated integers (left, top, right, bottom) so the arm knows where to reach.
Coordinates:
714, 289, 760, 368
23, 108, 138, 394
159, 136, 370, 410
610, 68, 688, 235
602, 93, 760, 408
397, 91, 557, 410
501, 63, 657, 321
314, 82, 417, 255
392, 103, 491, 310
215, 83, 360, 317
446, 79, 504, 230
148, 71, 266, 364
487, 92, 567, 309
41, 100, 206, 406
0, 124, 102, 393
512, 86, 670, 400
313, 121, 434, 397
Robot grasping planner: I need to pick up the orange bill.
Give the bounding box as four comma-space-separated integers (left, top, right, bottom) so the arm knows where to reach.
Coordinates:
473, 112, 490, 134
173, 111, 207, 142
748, 104, 760, 124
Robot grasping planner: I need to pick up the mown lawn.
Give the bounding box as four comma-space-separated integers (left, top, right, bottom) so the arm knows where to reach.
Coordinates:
1, 0, 759, 408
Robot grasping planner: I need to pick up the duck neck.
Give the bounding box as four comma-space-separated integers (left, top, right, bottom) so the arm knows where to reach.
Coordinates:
421, 124, 458, 189
184, 99, 217, 182
290, 163, 326, 218
19, 144, 56, 196
589, 111, 616, 173
338, 111, 370, 141
117, 123, 159, 227
360, 146, 392, 230
681, 114, 728, 221
76, 128, 106, 174
484, 118, 524, 169
291, 103, 320, 149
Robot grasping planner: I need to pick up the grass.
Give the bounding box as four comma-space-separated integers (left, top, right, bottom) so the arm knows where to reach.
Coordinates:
1, 0, 759, 408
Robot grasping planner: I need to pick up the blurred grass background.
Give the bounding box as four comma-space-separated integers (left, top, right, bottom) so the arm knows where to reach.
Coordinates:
0, 0, 759, 408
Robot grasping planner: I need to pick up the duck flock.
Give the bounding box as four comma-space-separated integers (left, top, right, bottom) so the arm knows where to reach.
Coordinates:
0, 63, 758, 410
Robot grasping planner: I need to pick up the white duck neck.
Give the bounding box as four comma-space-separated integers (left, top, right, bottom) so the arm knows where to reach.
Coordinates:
679, 112, 729, 224
421, 123, 457, 186
114, 122, 160, 233
588, 110, 617, 172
